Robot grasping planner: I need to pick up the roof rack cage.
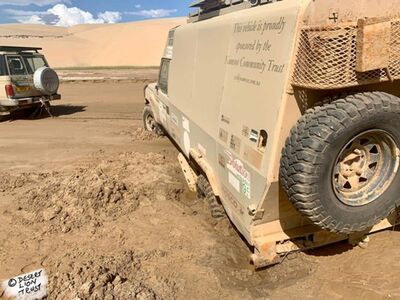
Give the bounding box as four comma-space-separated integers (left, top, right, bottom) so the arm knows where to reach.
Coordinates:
189, 0, 279, 23
190, 0, 244, 11
0, 46, 42, 53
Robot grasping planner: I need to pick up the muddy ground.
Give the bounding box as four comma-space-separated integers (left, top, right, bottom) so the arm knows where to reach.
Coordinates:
0, 77, 399, 300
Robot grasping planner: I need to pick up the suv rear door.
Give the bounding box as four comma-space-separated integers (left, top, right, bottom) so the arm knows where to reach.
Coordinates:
5, 55, 44, 98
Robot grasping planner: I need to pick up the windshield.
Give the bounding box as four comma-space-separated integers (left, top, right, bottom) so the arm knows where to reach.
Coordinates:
22, 55, 48, 74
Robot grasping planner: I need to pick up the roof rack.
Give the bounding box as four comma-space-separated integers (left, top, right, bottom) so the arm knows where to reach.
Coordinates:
189, 0, 279, 23
190, 0, 223, 9
0, 46, 42, 53
190, 0, 246, 13
188, 0, 259, 23
190, 0, 243, 9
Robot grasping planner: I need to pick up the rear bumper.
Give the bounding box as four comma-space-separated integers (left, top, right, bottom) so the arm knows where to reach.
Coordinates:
0, 94, 61, 109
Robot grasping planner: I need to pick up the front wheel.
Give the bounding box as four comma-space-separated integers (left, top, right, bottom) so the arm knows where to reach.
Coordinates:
280, 92, 400, 234
142, 105, 164, 136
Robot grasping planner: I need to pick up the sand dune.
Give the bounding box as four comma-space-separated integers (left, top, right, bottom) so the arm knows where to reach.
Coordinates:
0, 18, 186, 68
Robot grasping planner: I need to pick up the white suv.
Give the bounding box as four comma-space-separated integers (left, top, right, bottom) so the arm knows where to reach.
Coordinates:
0, 46, 61, 114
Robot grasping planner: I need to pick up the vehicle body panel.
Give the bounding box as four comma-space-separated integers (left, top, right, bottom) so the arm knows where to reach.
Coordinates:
145, 0, 400, 263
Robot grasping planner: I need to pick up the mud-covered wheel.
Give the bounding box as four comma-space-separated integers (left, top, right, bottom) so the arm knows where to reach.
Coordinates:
280, 92, 400, 234
196, 175, 226, 219
143, 105, 163, 136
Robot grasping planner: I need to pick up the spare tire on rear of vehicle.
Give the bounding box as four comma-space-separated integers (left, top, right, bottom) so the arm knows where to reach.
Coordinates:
280, 92, 400, 234
33, 67, 59, 95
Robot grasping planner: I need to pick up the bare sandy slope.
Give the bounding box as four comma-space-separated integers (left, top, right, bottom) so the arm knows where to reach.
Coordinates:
0, 78, 399, 299
0, 18, 185, 68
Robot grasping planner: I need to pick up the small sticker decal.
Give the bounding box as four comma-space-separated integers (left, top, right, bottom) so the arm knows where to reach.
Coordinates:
242, 126, 250, 138
226, 151, 251, 199
221, 114, 230, 124
228, 172, 241, 193
230, 135, 242, 154
219, 128, 228, 143
250, 129, 259, 143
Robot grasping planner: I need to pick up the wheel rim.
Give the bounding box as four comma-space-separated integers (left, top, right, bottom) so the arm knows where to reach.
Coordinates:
332, 129, 399, 207
145, 113, 156, 132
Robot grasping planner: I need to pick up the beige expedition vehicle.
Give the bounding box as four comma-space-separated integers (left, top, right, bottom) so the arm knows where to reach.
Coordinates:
0, 46, 60, 116
144, 0, 400, 267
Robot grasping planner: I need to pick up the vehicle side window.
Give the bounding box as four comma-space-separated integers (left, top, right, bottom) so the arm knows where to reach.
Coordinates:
167, 30, 175, 47
23, 56, 48, 74
158, 58, 170, 95
7, 56, 27, 75
0, 56, 6, 76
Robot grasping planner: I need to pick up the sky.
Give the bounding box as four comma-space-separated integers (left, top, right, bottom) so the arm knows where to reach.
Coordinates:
0, 0, 193, 26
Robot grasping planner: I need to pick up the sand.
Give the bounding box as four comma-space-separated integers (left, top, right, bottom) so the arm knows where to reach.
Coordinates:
0, 18, 186, 68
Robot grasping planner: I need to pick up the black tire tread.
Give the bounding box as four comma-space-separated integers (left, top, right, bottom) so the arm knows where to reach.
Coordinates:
280, 92, 400, 233
196, 175, 226, 219
142, 105, 164, 136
